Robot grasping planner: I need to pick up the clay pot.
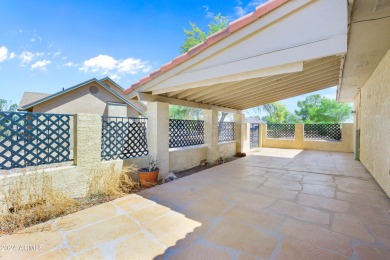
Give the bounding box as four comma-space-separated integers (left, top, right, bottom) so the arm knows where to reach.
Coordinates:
138, 168, 159, 188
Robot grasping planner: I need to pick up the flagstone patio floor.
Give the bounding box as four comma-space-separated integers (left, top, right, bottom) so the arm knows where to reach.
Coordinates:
1, 148, 389, 259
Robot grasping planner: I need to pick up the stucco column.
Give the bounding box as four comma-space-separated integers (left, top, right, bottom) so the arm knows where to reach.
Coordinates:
234, 112, 244, 153
258, 123, 262, 147
74, 113, 102, 167
342, 123, 354, 152
295, 124, 304, 149
204, 108, 219, 163
261, 124, 267, 147
147, 101, 169, 178
242, 123, 251, 153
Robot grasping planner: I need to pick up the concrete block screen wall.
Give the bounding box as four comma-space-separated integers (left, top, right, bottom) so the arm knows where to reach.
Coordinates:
148, 102, 248, 177
260, 123, 354, 153
0, 108, 248, 209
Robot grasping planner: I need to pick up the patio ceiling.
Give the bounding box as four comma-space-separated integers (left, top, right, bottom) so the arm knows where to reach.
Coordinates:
157, 56, 341, 110
125, 0, 348, 111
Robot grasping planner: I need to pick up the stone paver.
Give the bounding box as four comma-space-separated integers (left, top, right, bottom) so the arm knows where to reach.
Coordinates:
302, 183, 336, 198
276, 239, 348, 260
280, 218, 352, 256
205, 220, 278, 258
271, 200, 330, 224
297, 193, 350, 212
66, 215, 141, 252
0, 148, 389, 259
332, 213, 375, 243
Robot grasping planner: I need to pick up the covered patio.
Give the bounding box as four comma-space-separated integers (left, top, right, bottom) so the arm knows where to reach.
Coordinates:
2, 148, 389, 259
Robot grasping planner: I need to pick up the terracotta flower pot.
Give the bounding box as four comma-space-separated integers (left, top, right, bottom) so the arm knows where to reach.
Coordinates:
138, 168, 159, 188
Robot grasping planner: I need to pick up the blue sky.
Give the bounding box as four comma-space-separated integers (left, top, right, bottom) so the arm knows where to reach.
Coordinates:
0, 0, 337, 112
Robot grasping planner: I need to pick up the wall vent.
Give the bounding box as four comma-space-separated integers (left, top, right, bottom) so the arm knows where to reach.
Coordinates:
89, 85, 99, 94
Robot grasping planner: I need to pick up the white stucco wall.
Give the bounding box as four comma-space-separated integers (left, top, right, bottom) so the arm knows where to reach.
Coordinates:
357, 50, 390, 197
218, 141, 237, 158
169, 145, 208, 172
168, 141, 237, 172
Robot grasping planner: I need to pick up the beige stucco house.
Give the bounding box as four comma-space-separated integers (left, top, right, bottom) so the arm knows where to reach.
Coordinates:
18, 77, 146, 117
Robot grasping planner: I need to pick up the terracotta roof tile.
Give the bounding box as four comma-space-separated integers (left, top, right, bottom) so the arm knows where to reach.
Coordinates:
188, 41, 209, 57
124, 0, 291, 95
228, 13, 257, 33
150, 68, 162, 78
171, 53, 187, 65
161, 61, 174, 72
205, 28, 230, 45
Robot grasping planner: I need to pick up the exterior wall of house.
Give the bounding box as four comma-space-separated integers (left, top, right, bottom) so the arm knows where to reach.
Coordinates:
261, 123, 354, 153
356, 50, 390, 197
107, 103, 127, 117
32, 82, 140, 117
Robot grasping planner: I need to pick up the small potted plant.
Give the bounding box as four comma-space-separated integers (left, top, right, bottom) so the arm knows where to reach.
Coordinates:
138, 157, 159, 188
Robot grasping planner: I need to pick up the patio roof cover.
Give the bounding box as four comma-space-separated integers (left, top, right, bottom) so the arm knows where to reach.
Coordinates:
124, 0, 348, 110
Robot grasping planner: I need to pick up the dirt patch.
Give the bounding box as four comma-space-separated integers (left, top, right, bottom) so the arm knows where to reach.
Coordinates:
174, 156, 239, 179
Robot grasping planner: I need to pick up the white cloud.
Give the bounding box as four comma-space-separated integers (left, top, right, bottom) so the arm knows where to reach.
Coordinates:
117, 57, 151, 74
80, 54, 117, 73
54, 51, 62, 57
30, 35, 42, 43
234, 0, 268, 17
234, 6, 246, 17
109, 74, 120, 81
202, 5, 215, 19
0, 46, 8, 62
63, 62, 76, 67
80, 54, 151, 76
8, 52, 15, 60
19, 51, 44, 64
31, 59, 51, 71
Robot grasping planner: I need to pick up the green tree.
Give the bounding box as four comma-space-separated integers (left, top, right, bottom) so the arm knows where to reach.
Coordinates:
247, 104, 276, 118
180, 14, 228, 53
294, 94, 352, 123
0, 99, 17, 112
261, 102, 288, 123
169, 105, 202, 120
285, 113, 301, 124
174, 14, 228, 121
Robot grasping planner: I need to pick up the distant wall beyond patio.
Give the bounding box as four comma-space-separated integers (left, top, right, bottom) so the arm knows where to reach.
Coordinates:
355, 50, 390, 197
259, 123, 354, 153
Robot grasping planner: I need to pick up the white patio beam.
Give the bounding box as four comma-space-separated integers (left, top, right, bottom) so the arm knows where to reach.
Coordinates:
137, 93, 241, 114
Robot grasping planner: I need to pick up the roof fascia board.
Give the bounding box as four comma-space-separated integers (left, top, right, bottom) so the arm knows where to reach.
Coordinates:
21, 79, 98, 110
151, 61, 304, 95
22, 78, 144, 114
99, 77, 124, 90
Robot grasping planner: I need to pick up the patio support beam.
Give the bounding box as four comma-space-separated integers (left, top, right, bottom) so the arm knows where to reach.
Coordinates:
147, 101, 170, 178
203, 108, 219, 164
137, 92, 239, 114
